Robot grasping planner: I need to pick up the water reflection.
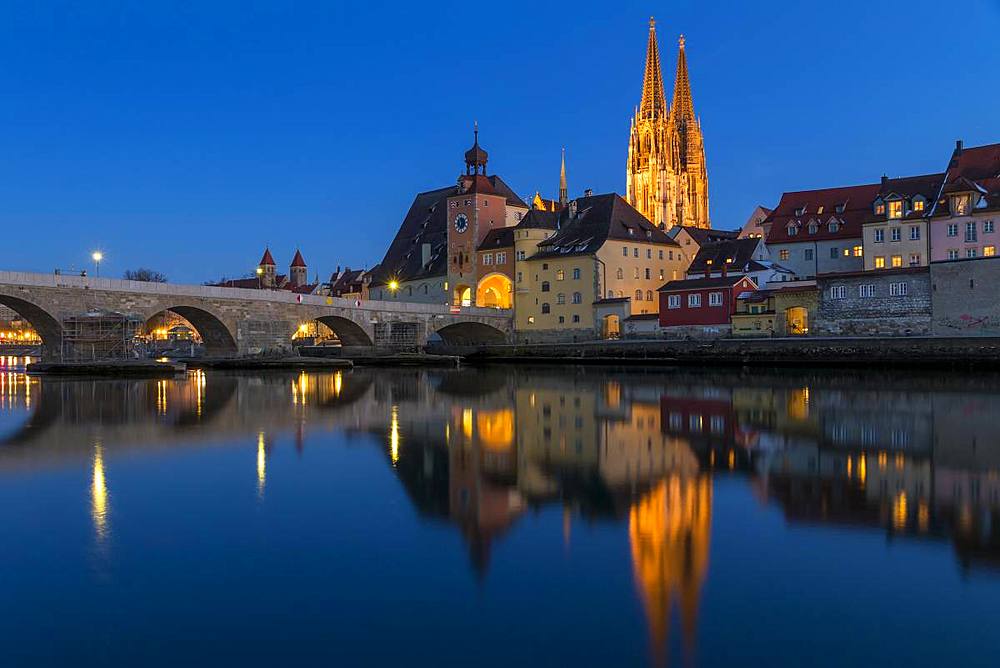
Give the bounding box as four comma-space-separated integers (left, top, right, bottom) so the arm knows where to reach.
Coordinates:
1, 366, 1000, 664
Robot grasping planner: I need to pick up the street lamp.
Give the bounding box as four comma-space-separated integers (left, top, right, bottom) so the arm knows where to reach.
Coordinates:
91, 251, 103, 277
256, 266, 263, 289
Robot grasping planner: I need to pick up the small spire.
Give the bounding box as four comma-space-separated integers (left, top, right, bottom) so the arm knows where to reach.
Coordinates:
559, 148, 568, 207
670, 33, 696, 126
639, 17, 667, 120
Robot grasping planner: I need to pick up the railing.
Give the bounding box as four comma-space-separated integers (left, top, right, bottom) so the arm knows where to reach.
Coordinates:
0, 270, 511, 319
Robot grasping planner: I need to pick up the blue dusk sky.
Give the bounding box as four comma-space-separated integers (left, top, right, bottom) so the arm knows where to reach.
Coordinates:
1, 1, 998, 284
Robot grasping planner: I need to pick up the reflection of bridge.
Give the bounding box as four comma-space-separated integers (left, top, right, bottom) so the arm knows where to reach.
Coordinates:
0, 270, 512, 359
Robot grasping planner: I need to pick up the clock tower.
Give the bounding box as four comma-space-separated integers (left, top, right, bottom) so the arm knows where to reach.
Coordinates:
446, 126, 508, 307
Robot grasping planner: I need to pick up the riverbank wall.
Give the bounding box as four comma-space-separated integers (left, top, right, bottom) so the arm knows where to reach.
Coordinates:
432, 336, 1000, 369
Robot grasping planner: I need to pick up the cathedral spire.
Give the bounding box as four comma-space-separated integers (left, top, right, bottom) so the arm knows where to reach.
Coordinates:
639, 17, 666, 120
669, 34, 696, 126
559, 148, 568, 207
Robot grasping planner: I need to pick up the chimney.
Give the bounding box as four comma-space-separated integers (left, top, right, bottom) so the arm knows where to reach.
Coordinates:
956, 139, 964, 154
568, 199, 578, 219
421, 242, 432, 267
881, 174, 888, 187
336, 265, 341, 275
722, 258, 730, 278
584, 188, 593, 197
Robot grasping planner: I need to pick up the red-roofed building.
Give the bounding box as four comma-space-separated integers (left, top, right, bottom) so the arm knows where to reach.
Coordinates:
928, 140, 1000, 263
658, 274, 757, 335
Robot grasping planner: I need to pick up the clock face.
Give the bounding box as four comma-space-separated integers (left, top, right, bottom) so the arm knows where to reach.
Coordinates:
453, 213, 469, 233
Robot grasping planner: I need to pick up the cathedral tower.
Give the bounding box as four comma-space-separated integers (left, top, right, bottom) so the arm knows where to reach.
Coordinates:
626, 19, 710, 230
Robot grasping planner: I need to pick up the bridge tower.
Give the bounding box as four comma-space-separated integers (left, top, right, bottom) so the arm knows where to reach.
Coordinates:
258, 248, 276, 289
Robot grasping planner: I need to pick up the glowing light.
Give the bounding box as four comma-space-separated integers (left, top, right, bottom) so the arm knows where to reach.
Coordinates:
333, 371, 342, 397
91, 251, 103, 263
255, 267, 263, 276
917, 500, 929, 532
156, 380, 168, 415
476, 409, 515, 451
857, 454, 867, 487
390, 405, 401, 465
91, 443, 109, 541
878, 452, 888, 471
256, 432, 266, 497
727, 450, 735, 470
893, 491, 908, 530
462, 408, 474, 440
388, 280, 400, 292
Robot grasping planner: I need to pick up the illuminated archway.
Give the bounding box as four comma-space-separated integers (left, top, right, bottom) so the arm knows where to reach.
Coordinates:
314, 315, 374, 347
475, 273, 512, 309
602, 315, 620, 340
145, 306, 237, 357
453, 284, 472, 308
0, 293, 64, 360
436, 322, 507, 345
785, 307, 809, 336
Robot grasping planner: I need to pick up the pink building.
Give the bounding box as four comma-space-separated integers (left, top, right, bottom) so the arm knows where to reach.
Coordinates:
928, 141, 1000, 262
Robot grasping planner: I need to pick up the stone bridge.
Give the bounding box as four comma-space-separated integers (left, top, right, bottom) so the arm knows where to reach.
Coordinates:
0, 270, 512, 359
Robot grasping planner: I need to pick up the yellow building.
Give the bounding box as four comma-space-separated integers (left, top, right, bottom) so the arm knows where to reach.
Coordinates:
516, 193, 687, 340
626, 19, 710, 230
861, 173, 940, 270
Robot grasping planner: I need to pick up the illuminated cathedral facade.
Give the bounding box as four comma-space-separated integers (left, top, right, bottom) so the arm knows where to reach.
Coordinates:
626, 18, 710, 231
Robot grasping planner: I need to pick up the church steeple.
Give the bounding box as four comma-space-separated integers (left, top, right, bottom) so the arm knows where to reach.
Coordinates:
669, 34, 696, 127
639, 17, 666, 120
559, 148, 568, 207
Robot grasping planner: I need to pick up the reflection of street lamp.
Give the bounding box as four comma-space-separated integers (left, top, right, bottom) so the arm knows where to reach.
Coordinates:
91, 251, 103, 277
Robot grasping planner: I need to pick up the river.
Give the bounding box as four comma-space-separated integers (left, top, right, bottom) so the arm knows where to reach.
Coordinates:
0, 356, 998, 666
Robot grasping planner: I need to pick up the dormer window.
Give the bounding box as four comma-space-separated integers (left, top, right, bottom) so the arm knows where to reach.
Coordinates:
951, 194, 971, 216
794, 206, 806, 216
829, 220, 840, 233
874, 199, 885, 216
888, 200, 904, 219
628, 227, 635, 236
787, 223, 798, 236
835, 203, 845, 215
807, 222, 818, 234
912, 197, 925, 212
646, 230, 652, 239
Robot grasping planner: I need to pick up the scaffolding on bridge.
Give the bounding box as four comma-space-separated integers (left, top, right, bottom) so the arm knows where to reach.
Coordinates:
61, 310, 144, 362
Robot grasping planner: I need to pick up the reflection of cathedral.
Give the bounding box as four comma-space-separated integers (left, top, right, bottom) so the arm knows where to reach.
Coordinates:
629, 476, 712, 665
627, 19, 710, 230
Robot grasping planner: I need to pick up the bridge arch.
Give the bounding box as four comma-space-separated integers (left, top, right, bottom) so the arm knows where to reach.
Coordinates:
435, 321, 507, 346
145, 305, 238, 357
0, 292, 63, 360
314, 315, 373, 347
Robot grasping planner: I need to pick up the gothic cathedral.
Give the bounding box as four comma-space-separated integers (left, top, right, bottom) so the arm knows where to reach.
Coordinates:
626, 18, 710, 231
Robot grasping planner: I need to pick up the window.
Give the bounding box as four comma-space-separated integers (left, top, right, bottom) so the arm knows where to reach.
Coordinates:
542, 263, 548, 270
874, 229, 885, 243
709, 292, 723, 307
646, 290, 653, 301
787, 224, 798, 236
859, 284, 876, 298
967, 248, 978, 258
572, 314, 580, 323
496, 252, 506, 264
830, 247, 839, 259
633, 267, 640, 280
556, 269, 565, 281
948, 249, 960, 260
623, 246, 628, 257
558, 315, 565, 324
843, 248, 851, 257
527, 316, 535, 324
633, 248, 639, 258
874, 200, 886, 215
888, 201, 904, 219
891, 255, 903, 268
830, 285, 846, 299
541, 281, 550, 292
966, 222, 978, 243
829, 221, 840, 233
483, 253, 493, 265
804, 248, 814, 261
909, 254, 921, 266
889, 282, 908, 297
688, 293, 702, 308
985, 221, 995, 233
572, 268, 581, 280
541, 303, 550, 314
658, 250, 664, 259
669, 251, 674, 260
635, 290, 643, 302
779, 249, 790, 261
985, 246, 996, 257
913, 198, 925, 212
853, 246, 863, 257
952, 194, 971, 216
644, 268, 651, 280
808, 222, 818, 234
646, 249, 652, 259
909, 226, 920, 241
947, 223, 959, 237
557, 293, 566, 305
572, 292, 582, 304
516, 250, 525, 260
668, 295, 681, 309
874, 256, 886, 269
627, 228, 634, 236
616, 268, 623, 280
659, 269, 664, 280
517, 271, 522, 283
891, 227, 901, 242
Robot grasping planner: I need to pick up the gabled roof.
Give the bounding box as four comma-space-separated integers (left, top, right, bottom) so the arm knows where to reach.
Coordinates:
863, 172, 945, 223
515, 209, 560, 230
529, 193, 677, 260
948, 142, 1000, 182
672, 225, 739, 245
259, 248, 276, 266
764, 183, 881, 244
477, 227, 515, 251
658, 275, 757, 292
686, 238, 763, 275
290, 249, 307, 267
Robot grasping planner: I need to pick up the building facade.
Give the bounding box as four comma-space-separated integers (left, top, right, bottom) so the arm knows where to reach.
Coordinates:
658, 275, 757, 336
861, 174, 941, 270
815, 268, 932, 336
927, 141, 1000, 263
626, 19, 709, 231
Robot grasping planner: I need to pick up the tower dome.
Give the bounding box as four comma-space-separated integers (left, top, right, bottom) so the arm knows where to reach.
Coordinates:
464, 123, 488, 175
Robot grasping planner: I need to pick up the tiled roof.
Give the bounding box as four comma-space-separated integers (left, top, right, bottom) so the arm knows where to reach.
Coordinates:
863, 173, 945, 223
290, 249, 307, 267
686, 238, 764, 275
259, 248, 276, 266
673, 226, 740, 245
515, 209, 560, 230
948, 142, 1000, 182
764, 183, 881, 244
658, 275, 757, 292
477, 227, 515, 250
529, 193, 677, 260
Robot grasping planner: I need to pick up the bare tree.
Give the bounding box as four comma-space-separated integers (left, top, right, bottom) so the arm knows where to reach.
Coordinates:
124, 268, 168, 283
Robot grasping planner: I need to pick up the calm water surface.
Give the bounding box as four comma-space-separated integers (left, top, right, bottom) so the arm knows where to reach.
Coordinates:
0, 355, 998, 666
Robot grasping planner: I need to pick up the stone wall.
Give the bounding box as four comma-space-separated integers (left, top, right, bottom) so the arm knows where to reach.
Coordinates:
931, 257, 1000, 336
815, 268, 931, 336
